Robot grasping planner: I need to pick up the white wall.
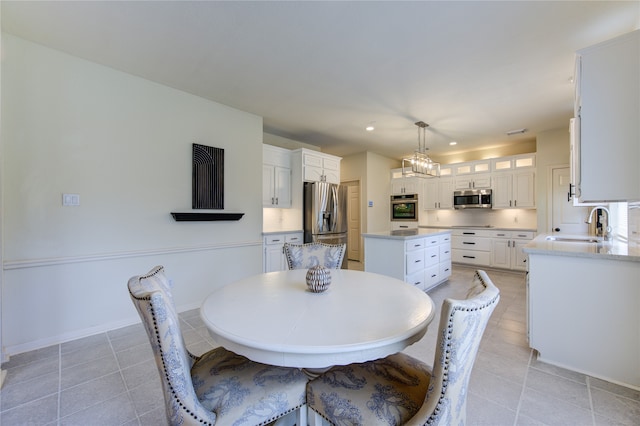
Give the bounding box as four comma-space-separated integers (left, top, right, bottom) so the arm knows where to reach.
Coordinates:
1, 35, 264, 356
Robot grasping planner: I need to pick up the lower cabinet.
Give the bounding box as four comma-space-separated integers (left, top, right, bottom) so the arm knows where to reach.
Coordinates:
452, 229, 535, 271
263, 232, 303, 272
364, 232, 452, 292
451, 229, 492, 265
490, 231, 535, 271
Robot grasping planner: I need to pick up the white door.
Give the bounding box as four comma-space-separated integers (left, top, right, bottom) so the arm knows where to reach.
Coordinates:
345, 181, 361, 262
552, 167, 588, 234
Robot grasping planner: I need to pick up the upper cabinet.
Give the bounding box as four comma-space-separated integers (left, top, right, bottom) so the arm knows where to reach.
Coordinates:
491, 154, 536, 209
492, 170, 535, 209
263, 145, 292, 208
424, 178, 454, 210
572, 30, 639, 202
491, 154, 536, 172
295, 149, 341, 184
390, 168, 421, 195
453, 160, 492, 189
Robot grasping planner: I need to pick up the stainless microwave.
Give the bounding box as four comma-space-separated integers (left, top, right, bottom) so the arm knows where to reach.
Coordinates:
390, 194, 419, 221
453, 189, 492, 209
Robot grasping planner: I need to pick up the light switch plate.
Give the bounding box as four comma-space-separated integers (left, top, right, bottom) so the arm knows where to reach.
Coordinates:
62, 193, 80, 206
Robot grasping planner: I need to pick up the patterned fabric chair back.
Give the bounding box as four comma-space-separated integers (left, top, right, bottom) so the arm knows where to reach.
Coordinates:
407, 270, 500, 425
283, 242, 346, 269
128, 266, 218, 425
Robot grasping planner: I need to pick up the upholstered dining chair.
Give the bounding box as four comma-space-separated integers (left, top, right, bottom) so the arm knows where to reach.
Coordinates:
128, 265, 308, 426
283, 242, 346, 270
306, 269, 500, 426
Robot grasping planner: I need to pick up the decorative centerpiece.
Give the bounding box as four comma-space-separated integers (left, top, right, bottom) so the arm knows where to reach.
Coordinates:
306, 265, 331, 293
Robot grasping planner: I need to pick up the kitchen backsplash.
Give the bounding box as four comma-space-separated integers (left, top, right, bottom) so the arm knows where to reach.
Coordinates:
420, 208, 537, 229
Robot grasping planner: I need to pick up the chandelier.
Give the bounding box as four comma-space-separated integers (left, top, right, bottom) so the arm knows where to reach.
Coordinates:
402, 121, 440, 178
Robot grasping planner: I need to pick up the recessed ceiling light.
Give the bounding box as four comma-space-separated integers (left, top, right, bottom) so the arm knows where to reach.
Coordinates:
449, 141, 457, 146
365, 121, 375, 131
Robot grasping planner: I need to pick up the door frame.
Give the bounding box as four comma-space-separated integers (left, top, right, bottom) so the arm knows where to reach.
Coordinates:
546, 163, 573, 234
341, 179, 362, 263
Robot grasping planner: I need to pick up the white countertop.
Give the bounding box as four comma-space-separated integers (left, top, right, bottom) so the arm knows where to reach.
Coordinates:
262, 229, 303, 235
523, 233, 640, 262
419, 225, 537, 232
363, 228, 451, 240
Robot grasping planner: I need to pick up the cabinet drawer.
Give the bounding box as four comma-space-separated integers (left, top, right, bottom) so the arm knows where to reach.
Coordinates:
406, 249, 425, 275
439, 244, 452, 261
512, 231, 535, 240
406, 270, 425, 291
424, 235, 441, 246
491, 230, 534, 239
452, 236, 492, 251
424, 265, 440, 287
285, 233, 303, 243
265, 235, 286, 245
424, 246, 440, 267
452, 249, 491, 265
405, 238, 426, 251
439, 262, 452, 279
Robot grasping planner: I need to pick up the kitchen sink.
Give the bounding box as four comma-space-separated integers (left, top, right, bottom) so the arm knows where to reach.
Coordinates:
545, 236, 601, 243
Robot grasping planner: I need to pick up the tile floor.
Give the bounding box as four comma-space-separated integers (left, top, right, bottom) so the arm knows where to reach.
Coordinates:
1, 264, 639, 425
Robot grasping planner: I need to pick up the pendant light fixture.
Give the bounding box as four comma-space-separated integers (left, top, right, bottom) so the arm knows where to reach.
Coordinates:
402, 121, 440, 178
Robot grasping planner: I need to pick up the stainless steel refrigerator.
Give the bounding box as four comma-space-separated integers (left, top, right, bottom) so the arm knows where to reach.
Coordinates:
303, 181, 348, 269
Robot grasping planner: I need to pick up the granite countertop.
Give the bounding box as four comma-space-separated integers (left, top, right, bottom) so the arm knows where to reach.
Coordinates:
523, 233, 640, 262
363, 228, 451, 240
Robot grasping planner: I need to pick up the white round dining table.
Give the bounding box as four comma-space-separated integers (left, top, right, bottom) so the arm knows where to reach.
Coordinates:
200, 269, 435, 370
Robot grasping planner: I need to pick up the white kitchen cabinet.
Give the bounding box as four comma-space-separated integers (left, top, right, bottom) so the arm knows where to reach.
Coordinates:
491, 154, 536, 172
298, 149, 341, 184
391, 177, 420, 195
492, 171, 535, 209
526, 251, 640, 388
573, 30, 639, 202
490, 230, 534, 270
454, 173, 491, 190
424, 178, 454, 210
451, 229, 492, 266
453, 160, 491, 176
364, 231, 452, 292
263, 232, 303, 272
263, 145, 292, 208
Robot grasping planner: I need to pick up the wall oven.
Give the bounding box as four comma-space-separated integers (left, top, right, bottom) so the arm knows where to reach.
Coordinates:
390, 194, 419, 221
453, 189, 492, 209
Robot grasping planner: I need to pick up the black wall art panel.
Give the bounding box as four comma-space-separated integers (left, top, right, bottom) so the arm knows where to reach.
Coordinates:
192, 143, 224, 209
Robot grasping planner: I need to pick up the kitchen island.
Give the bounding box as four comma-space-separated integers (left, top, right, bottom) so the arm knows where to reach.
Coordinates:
523, 234, 640, 390
363, 229, 452, 292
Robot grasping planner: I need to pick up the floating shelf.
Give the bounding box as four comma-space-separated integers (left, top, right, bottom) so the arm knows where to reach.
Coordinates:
170, 212, 244, 222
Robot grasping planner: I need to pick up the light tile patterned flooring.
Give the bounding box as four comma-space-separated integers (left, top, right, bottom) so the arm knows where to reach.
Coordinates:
1, 264, 638, 425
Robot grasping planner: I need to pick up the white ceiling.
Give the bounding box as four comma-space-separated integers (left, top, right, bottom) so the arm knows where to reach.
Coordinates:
2, 1, 639, 160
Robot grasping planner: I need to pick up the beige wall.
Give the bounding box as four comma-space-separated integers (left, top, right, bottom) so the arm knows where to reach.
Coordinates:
365, 152, 400, 233
535, 126, 571, 233
432, 139, 536, 164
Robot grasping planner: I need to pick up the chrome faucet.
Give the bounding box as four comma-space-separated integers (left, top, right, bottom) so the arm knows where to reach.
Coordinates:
586, 206, 612, 240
